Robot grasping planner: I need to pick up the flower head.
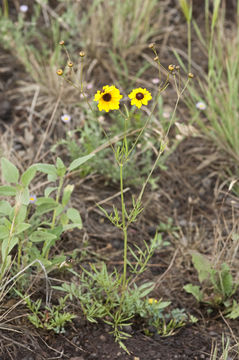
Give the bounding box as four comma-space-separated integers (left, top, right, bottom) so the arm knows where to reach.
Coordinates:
29, 195, 37, 204
20, 4, 28, 12
148, 298, 158, 305
128, 88, 152, 109
61, 114, 71, 123
94, 85, 122, 112
196, 101, 206, 110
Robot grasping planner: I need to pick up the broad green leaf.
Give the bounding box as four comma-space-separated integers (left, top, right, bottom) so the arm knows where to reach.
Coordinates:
191, 251, 212, 283
183, 284, 203, 302
18, 187, 30, 205
55, 204, 64, 217
44, 186, 57, 198
15, 223, 31, 235
1, 158, 19, 184
56, 157, 66, 177
29, 230, 57, 243
62, 185, 74, 206
60, 213, 68, 226
42, 236, 57, 258
68, 154, 95, 172
35, 197, 58, 215
14, 205, 27, 224
0, 225, 9, 239
0, 185, 17, 196
21, 165, 37, 187
2, 236, 18, 260
35, 163, 57, 176
0, 201, 12, 216
66, 208, 82, 229
220, 263, 234, 297
226, 300, 239, 319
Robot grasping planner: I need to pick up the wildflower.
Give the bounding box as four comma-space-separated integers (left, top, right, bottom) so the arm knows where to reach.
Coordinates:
94, 85, 123, 112
29, 195, 37, 204
148, 298, 158, 305
67, 61, 73, 67
151, 78, 160, 85
19, 4, 28, 12
128, 88, 152, 109
196, 101, 206, 110
61, 114, 71, 123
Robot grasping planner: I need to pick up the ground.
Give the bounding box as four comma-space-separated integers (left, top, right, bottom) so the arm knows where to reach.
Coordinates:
1, 1, 239, 359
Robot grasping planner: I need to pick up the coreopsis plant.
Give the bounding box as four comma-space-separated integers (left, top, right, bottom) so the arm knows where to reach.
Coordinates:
55, 42, 193, 350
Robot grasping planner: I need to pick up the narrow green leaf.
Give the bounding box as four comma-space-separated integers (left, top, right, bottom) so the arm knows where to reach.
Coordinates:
68, 154, 95, 172
1, 158, 19, 184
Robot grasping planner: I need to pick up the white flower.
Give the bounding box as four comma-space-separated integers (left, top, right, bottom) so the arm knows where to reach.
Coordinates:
196, 101, 206, 110
61, 114, 71, 123
20, 5, 29, 12
29, 195, 37, 204
151, 78, 160, 84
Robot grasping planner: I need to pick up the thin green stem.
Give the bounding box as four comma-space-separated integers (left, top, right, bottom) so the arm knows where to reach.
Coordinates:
51, 176, 64, 230
187, 19, 191, 72
3, 0, 8, 17
119, 163, 127, 290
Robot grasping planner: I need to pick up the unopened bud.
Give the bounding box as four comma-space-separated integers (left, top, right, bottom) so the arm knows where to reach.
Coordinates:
149, 43, 155, 49
59, 40, 65, 46
168, 64, 175, 71
79, 51, 85, 57
57, 69, 63, 76
154, 56, 159, 62
188, 72, 194, 78
67, 61, 73, 67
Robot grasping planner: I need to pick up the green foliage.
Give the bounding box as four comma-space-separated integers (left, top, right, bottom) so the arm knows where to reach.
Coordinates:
0, 154, 93, 280
22, 294, 75, 334
184, 252, 237, 308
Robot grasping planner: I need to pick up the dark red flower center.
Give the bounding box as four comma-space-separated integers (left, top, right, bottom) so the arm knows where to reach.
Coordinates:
102, 93, 112, 102
136, 92, 144, 100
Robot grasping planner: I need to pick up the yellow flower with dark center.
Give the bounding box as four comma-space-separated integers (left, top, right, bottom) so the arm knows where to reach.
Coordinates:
128, 88, 152, 109
94, 85, 123, 112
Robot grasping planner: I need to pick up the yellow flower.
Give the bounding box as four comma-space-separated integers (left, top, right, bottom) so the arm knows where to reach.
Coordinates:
128, 88, 152, 109
94, 85, 123, 112
148, 298, 158, 305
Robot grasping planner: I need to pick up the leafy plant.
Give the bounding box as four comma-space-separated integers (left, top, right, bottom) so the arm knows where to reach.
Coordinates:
184, 252, 237, 308
19, 293, 75, 334
0, 154, 94, 281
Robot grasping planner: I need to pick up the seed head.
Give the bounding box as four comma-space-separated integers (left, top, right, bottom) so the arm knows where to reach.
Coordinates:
79, 51, 85, 57
175, 65, 180, 71
57, 69, 63, 76
59, 40, 65, 46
